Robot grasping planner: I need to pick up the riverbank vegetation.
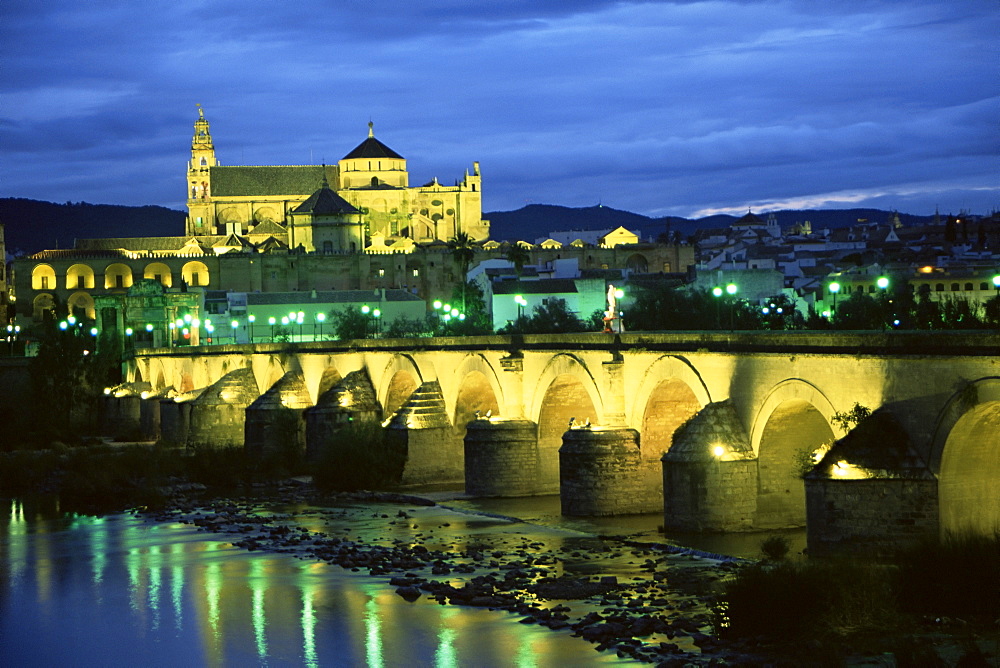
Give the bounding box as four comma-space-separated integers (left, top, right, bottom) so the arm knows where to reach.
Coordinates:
0, 417, 408, 513
717, 531, 1000, 663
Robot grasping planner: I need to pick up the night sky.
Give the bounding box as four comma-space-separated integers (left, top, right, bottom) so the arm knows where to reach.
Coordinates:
1, 1, 997, 218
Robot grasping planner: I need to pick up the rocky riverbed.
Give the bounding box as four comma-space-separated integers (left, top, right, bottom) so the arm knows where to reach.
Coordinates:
141, 480, 781, 666
139, 480, 999, 667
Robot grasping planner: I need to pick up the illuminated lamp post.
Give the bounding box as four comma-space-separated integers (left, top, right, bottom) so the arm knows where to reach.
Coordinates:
514, 294, 525, 321
877, 276, 890, 330
248, 314, 256, 343
828, 281, 840, 315
316, 312, 326, 340
231, 319, 239, 343
726, 283, 738, 331
361, 305, 370, 338
125, 326, 134, 350
268, 316, 276, 342
712, 286, 723, 329
373, 308, 381, 337
297, 311, 305, 342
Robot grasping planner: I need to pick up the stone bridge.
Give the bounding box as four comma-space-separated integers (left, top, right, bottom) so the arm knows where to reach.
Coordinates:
113, 331, 1000, 555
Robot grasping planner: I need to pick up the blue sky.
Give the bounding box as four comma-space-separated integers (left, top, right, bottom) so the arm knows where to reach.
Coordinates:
1, 0, 997, 218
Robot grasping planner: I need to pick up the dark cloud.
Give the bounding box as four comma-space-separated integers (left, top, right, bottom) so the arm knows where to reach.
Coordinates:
1, 0, 997, 218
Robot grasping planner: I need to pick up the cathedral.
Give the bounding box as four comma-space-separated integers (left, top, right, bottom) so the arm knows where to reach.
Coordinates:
185, 106, 490, 249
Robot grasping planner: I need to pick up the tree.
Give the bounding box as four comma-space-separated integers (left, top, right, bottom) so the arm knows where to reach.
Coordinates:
832, 291, 883, 329
499, 298, 587, 334
438, 281, 493, 335
447, 231, 477, 312
329, 306, 370, 340
628, 285, 717, 331
505, 243, 530, 283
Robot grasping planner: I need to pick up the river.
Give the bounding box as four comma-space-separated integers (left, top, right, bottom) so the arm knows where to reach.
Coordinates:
0, 494, 803, 666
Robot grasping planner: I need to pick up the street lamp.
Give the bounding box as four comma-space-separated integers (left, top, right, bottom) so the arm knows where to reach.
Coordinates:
248, 314, 256, 343
725, 283, 738, 331
297, 311, 305, 342
373, 308, 381, 337
231, 319, 239, 343
876, 277, 890, 331
316, 312, 326, 340
361, 305, 370, 338
514, 295, 528, 320
829, 281, 840, 314
268, 316, 276, 342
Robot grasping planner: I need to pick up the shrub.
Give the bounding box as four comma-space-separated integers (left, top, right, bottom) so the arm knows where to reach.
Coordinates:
311, 421, 404, 492
760, 534, 790, 561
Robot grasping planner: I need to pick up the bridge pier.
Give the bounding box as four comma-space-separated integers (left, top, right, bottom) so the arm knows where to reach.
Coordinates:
158, 389, 202, 447
464, 418, 541, 497
559, 427, 655, 516
804, 410, 939, 556
304, 370, 382, 461
384, 380, 463, 485
245, 371, 311, 460
187, 368, 259, 449
661, 401, 757, 531
139, 387, 174, 441
100, 382, 150, 441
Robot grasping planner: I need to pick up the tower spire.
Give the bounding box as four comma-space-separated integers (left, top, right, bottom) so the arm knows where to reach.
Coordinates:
368, 120, 374, 138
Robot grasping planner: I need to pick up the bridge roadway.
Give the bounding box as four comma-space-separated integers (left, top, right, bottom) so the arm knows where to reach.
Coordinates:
117, 331, 1000, 555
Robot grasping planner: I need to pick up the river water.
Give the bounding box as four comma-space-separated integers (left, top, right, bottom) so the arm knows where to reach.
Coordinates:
0, 494, 804, 666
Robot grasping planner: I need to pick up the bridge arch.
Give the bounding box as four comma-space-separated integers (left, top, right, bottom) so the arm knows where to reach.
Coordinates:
631, 355, 710, 459
932, 377, 1000, 536
377, 354, 425, 420
751, 379, 837, 528
530, 354, 604, 489
529, 353, 604, 426
450, 354, 503, 439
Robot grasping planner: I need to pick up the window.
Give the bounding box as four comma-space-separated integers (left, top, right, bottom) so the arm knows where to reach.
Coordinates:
601, 263, 609, 270
662, 263, 671, 272
412, 268, 419, 277
41, 276, 49, 289
951, 283, 960, 291
964, 283, 973, 291
868, 286, 875, 293
980, 282, 989, 290
936, 283, 945, 292
322, 241, 333, 253
378, 269, 385, 277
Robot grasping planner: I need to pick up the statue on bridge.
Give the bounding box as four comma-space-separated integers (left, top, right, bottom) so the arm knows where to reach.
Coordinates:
603, 284, 622, 333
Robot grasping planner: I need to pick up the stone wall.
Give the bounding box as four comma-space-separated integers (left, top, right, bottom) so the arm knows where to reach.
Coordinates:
805, 478, 939, 557
464, 418, 540, 497
662, 459, 758, 531
559, 427, 656, 516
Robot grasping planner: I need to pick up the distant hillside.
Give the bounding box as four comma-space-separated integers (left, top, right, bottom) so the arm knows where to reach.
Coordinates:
0, 198, 186, 256
486, 205, 937, 242
0, 197, 942, 256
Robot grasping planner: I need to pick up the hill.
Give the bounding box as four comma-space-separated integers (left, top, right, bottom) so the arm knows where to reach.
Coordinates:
1, 197, 942, 256
485, 205, 937, 242
0, 198, 186, 255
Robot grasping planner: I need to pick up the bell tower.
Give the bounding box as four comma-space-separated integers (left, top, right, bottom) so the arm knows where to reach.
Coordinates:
186, 104, 217, 236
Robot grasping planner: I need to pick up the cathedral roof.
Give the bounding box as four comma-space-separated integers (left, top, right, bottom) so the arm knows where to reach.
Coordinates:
292, 184, 361, 216
210, 165, 337, 197
342, 125, 404, 160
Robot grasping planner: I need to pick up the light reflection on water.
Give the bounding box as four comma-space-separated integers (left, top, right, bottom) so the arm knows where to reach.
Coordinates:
0, 498, 628, 667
